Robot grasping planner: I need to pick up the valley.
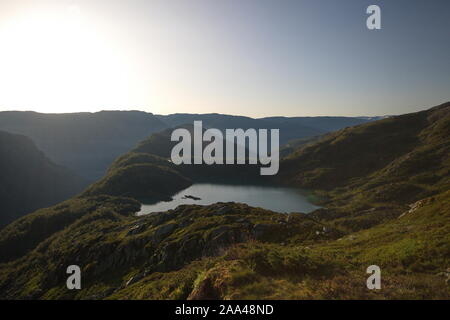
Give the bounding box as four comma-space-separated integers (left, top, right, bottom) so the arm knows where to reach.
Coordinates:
0, 102, 448, 299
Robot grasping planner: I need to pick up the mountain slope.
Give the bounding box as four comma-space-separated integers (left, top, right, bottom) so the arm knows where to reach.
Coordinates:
0, 131, 86, 228
0, 201, 341, 299
261, 115, 377, 134
279, 102, 450, 205
0, 191, 447, 299
0, 111, 168, 180
83, 125, 262, 202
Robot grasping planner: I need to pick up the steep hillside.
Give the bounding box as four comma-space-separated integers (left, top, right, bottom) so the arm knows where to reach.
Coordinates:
0, 191, 447, 299
0, 201, 342, 299
83, 125, 262, 202
0, 196, 140, 263
83, 159, 192, 202
0, 131, 86, 228
0, 111, 167, 180
121, 190, 448, 300
279, 135, 323, 158
279, 102, 450, 207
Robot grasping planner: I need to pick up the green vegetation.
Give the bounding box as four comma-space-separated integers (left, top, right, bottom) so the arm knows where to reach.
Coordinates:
0, 102, 449, 299
83, 162, 192, 201
279, 102, 450, 231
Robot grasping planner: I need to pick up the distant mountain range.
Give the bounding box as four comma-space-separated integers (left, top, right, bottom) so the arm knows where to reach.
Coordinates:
0, 111, 378, 181
156, 113, 380, 145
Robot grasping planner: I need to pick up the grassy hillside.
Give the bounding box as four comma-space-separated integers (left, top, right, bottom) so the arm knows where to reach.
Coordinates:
0, 131, 86, 228
279, 102, 450, 208
0, 191, 447, 299
84, 124, 263, 203
83, 161, 192, 202
114, 190, 448, 300
0, 201, 343, 299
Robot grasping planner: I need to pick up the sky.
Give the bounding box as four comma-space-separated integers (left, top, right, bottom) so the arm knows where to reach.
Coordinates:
0, 0, 448, 117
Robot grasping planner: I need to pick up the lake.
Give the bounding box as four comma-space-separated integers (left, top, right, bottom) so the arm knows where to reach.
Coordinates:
137, 183, 320, 215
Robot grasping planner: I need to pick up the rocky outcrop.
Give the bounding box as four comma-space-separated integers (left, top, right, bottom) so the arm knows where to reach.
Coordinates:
0, 201, 340, 299
399, 197, 435, 218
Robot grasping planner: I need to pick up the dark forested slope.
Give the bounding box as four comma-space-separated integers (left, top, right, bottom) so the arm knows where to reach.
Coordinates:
0, 131, 85, 228
0, 111, 167, 180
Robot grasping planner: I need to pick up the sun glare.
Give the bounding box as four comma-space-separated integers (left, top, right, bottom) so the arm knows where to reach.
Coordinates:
0, 5, 134, 113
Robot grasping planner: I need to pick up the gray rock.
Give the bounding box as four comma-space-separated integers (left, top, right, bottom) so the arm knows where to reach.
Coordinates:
127, 223, 146, 236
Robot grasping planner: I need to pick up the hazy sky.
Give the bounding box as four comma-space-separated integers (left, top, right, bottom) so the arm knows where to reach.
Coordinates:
0, 0, 449, 117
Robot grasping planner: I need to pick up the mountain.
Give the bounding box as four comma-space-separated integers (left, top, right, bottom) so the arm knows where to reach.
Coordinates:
261, 115, 378, 133
156, 113, 372, 145
0, 102, 448, 299
0, 110, 376, 181
82, 125, 262, 203
279, 135, 323, 158
277, 102, 450, 232
0, 130, 86, 228
279, 102, 449, 201
0, 111, 167, 181
82, 153, 192, 203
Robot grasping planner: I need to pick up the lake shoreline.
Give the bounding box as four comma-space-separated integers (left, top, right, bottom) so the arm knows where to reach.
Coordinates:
137, 182, 321, 215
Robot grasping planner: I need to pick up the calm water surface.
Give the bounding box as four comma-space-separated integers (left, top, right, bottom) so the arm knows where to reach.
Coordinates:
138, 183, 320, 215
